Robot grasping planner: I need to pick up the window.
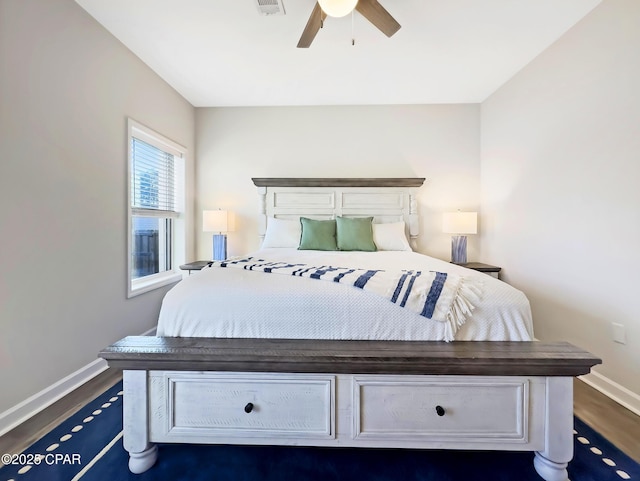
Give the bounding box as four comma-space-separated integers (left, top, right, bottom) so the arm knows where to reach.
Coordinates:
127, 119, 185, 297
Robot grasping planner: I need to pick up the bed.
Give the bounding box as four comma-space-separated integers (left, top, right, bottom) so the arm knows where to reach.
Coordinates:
99, 178, 600, 481
158, 248, 534, 343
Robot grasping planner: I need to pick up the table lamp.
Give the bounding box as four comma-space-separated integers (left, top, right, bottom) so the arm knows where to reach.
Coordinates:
442, 211, 477, 264
203, 210, 233, 261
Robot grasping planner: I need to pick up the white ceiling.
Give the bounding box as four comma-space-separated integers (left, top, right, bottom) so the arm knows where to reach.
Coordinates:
75, 0, 601, 107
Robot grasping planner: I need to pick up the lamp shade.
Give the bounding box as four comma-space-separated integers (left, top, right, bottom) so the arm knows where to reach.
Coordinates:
442, 212, 478, 235
318, 0, 358, 17
203, 210, 233, 233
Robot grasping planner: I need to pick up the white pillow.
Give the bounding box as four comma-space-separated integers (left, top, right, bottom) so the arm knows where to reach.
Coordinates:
261, 217, 301, 248
372, 222, 412, 251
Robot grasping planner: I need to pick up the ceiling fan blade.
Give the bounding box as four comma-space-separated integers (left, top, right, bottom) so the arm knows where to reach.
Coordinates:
355, 0, 401, 38
297, 2, 327, 48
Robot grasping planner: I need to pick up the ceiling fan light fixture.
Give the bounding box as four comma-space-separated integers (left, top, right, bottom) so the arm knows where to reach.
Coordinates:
318, 0, 358, 18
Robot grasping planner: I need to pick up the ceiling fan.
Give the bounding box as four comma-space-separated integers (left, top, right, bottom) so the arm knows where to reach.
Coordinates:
297, 0, 401, 48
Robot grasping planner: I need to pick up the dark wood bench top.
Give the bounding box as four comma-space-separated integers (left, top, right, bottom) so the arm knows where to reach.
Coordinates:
99, 336, 601, 377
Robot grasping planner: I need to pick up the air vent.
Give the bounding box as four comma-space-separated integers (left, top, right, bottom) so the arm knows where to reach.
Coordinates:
256, 0, 285, 15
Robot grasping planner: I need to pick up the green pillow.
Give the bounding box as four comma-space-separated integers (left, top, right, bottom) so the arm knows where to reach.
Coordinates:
336, 216, 377, 252
298, 217, 337, 251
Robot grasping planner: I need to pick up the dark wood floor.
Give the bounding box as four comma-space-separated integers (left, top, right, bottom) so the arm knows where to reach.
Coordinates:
573, 377, 640, 462
1, 370, 639, 465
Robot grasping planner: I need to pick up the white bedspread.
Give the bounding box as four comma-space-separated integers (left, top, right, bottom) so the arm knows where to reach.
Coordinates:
157, 249, 534, 342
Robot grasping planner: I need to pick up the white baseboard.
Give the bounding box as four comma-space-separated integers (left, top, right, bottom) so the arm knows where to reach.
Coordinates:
579, 370, 640, 417
0, 358, 108, 437
0, 327, 157, 437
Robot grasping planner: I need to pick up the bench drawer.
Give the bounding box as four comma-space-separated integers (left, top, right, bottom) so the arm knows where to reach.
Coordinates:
149, 372, 335, 440
353, 376, 531, 443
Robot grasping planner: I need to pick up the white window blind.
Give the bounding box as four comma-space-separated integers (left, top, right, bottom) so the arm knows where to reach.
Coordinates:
127, 118, 186, 298
131, 138, 178, 217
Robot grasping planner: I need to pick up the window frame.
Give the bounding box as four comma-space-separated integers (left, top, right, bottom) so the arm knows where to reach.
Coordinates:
127, 118, 186, 298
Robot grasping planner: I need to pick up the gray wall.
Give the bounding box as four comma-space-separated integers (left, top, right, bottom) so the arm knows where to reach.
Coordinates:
0, 0, 195, 412
481, 0, 640, 402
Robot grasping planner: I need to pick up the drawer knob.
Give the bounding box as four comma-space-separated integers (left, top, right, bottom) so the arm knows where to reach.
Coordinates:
435, 405, 446, 417
244, 402, 254, 413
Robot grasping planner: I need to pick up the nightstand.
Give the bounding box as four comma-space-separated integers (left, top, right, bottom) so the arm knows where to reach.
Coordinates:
179, 261, 211, 275
458, 262, 501, 279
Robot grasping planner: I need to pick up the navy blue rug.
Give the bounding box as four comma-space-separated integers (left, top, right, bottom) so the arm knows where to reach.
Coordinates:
1, 381, 638, 481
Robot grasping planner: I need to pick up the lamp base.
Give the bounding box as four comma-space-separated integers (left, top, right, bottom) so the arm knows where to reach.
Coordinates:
451, 235, 468, 264
213, 234, 227, 261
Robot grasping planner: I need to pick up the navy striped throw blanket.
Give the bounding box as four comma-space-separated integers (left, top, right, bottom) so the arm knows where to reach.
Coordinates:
211, 257, 482, 341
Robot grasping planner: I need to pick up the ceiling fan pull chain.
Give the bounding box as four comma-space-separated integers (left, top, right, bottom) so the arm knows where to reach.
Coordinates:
351, 9, 355, 46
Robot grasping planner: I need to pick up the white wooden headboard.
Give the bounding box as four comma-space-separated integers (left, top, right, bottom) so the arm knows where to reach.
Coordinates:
252, 178, 425, 249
